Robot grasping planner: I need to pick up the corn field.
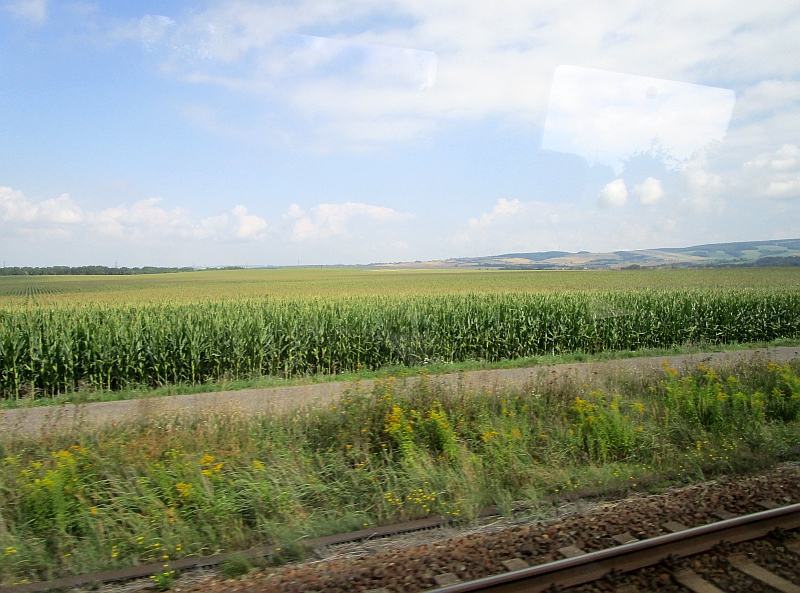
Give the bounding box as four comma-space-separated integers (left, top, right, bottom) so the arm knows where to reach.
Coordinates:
1, 290, 799, 398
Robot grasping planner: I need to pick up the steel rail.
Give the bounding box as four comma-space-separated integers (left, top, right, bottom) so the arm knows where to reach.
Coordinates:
428, 503, 800, 593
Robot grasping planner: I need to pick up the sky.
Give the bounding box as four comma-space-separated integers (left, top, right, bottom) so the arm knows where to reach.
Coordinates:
1, 1, 799, 267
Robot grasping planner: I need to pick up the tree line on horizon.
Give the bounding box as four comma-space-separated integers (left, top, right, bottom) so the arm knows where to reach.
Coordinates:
0, 265, 197, 276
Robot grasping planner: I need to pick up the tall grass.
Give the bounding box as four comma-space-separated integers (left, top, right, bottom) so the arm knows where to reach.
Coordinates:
2, 291, 799, 398
1, 358, 799, 584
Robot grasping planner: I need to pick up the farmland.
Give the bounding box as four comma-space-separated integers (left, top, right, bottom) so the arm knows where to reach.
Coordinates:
2, 267, 800, 585
1, 268, 800, 399
1, 267, 800, 306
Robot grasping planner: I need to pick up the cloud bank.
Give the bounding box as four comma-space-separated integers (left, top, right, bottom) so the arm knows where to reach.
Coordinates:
0, 185, 413, 259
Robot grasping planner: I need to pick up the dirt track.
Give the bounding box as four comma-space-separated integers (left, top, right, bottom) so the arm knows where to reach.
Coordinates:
1, 346, 798, 438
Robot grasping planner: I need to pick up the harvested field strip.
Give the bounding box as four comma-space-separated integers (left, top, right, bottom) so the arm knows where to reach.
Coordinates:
2, 290, 800, 398
1, 356, 799, 585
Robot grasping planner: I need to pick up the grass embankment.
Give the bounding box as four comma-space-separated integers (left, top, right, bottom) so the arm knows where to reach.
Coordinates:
1, 357, 799, 585
2, 291, 800, 399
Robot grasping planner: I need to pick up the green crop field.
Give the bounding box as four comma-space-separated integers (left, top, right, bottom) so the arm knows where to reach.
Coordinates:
1, 267, 800, 306
1, 268, 800, 399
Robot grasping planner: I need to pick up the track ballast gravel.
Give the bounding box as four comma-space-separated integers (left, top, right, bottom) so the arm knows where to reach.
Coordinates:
175, 465, 800, 593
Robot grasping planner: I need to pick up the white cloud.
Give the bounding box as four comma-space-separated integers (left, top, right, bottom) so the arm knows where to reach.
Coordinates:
0, 186, 83, 224
231, 205, 268, 238
743, 144, 800, 199
140, 14, 176, 51
133, 1, 800, 147
633, 177, 665, 205
284, 203, 305, 220
0, 186, 272, 244
93, 198, 201, 239
468, 198, 521, 228
678, 152, 726, 212
598, 179, 628, 207
4, 0, 46, 24
452, 184, 800, 259
93, 199, 273, 242
289, 201, 412, 242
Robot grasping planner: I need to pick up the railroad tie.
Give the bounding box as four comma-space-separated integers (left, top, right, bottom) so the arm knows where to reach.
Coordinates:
727, 553, 800, 593
712, 508, 737, 520
787, 540, 800, 555
557, 545, 587, 559
672, 568, 726, 593
663, 520, 688, 533
758, 499, 780, 510
433, 573, 462, 587
612, 532, 639, 545
501, 558, 530, 572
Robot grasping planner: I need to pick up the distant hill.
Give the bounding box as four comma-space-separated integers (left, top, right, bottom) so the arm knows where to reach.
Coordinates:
371, 238, 800, 270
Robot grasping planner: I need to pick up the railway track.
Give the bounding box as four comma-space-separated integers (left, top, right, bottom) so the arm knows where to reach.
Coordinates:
422, 503, 800, 593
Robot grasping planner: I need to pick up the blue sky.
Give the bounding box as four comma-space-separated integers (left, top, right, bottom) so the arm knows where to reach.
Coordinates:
1, 1, 799, 267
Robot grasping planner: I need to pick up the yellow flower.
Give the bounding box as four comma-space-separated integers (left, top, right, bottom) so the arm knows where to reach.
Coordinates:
200, 455, 215, 465
481, 430, 499, 443
90, 507, 97, 515
175, 482, 193, 497
252, 460, 265, 470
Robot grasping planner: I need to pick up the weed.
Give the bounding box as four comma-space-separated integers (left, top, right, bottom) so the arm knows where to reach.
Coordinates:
150, 570, 175, 591
221, 555, 251, 580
